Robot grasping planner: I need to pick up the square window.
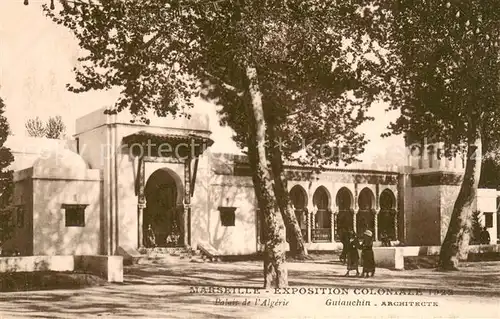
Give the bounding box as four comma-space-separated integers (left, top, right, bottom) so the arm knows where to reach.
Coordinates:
63, 204, 87, 227
16, 205, 24, 228
218, 207, 236, 227
485, 212, 494, 228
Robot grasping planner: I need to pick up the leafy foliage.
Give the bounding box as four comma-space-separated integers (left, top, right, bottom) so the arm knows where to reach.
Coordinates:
46, 116, 66, 139
0, 97, 15, 245
25, 117, 47, 138
387, 0, 500, 148
45, 0, 393, 167
469, 210, 482, 245
25, 116, 66, 139
386, 0, 500, 269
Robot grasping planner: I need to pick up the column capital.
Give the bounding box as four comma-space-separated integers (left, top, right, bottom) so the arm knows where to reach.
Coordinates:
374, 208, 380, 214
353, 208, 359, 215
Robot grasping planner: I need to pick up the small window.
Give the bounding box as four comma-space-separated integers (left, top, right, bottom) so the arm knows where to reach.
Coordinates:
485, 212, 494, 228
218, 207, 236, 227
63, 204, 87, 227
16, 205, 24, 228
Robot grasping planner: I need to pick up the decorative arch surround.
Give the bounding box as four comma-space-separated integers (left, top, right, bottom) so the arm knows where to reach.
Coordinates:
312, 186, 332, 242
357, 187, 375, 236
335, 187, 354, 241
144, 167, 185, 247
290, 185, 308, 209
312, 186, 331, 209
378, 189, 397, 240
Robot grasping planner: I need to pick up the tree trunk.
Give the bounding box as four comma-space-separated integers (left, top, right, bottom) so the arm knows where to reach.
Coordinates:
267, 124, 308, 259
438, 129, 482, 271
244, 64, 288, 288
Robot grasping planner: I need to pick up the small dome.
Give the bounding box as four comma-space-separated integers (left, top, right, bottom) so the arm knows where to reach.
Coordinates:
33, 148, 88, 176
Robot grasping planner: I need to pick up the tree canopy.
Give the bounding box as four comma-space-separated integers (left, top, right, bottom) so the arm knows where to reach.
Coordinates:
46, 0, 392, 166
0, 97, 15, 244
387, 0, 500, 269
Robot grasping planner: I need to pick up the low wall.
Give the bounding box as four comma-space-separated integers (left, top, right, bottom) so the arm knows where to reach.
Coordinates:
373, 248, 405, 270
0, 255, 123, 283
74, 256, 123, 283
401, 244, 500, 257
0, 256, 74, 272
374, 244, 500, 271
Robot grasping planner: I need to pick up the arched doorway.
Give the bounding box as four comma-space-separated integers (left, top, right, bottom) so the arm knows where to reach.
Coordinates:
378, 189, 396, 240
288, 185, 308, 242
335, 187, 354, 241
312, 186, 331, 242
144, 168, 184, 247
357, 188, 375, 236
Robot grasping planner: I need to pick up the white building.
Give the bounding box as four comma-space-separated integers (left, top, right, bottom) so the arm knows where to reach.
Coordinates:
3, 108, 499, 257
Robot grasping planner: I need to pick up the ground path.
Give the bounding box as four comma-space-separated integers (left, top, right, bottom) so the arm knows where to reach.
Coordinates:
0, 259, 498, 318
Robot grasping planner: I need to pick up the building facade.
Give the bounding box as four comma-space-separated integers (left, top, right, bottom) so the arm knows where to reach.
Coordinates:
3, 108, 499, 256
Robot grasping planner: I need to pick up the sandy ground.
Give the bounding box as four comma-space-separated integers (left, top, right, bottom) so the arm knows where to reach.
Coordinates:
0, 259, 498, 318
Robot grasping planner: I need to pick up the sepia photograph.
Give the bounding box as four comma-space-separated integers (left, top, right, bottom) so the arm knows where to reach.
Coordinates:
0, 0, 499, 318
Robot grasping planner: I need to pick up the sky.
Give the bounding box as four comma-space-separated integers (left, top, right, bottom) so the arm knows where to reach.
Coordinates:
0, 1, 406, 167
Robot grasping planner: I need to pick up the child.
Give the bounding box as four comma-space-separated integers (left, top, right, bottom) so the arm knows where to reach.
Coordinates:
344, 231, 360, 277
360, 230, 375, 277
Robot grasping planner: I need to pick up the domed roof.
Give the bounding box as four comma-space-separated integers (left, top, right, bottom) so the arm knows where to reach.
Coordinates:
33, 148, 88, 177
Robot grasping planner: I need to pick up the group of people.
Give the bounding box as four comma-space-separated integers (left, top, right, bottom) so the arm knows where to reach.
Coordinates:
340, 229, 375, 277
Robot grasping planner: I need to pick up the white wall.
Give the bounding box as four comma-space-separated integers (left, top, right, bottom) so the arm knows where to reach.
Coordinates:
474, 189, 498, 244
32, 175, 101, 256
207, 174, 257, 255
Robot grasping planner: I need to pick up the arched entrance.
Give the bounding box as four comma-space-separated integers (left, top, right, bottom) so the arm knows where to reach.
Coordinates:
312, 186, 331, 242
357, 188, 375, 236
144, 168, 184, 247
378, 189, 396, 240
336, 187, 354, 241
288, 185, 308, 242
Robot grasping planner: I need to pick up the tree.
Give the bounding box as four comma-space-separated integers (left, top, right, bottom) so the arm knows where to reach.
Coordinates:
25, 116, 66, 139
46, 115, 66, 139
387, 0, 500, 270
44, 0, 391, 286
25, 117, 47, 138
0, 97, 15, 246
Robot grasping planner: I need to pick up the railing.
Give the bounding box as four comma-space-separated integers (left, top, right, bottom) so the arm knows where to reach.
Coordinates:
312, 228, 332, 242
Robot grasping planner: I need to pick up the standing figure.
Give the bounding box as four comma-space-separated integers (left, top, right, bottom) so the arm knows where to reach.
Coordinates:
145, 224, 157, 248
360, 230, 375, 277
344, 231, 360, 277
480, 227, 491, 245
339, 230, 349, 264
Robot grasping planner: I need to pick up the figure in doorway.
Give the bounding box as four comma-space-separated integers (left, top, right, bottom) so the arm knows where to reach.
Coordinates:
360, 230, 375, 278
166, 219, 181, 247
480, 227, 491, 245
344, 231, 360, 277
380, 231, 391, 247
144, 224, 157, 248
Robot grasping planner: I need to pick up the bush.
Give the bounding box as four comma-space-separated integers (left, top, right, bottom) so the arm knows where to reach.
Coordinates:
0, 97, 14, 245
470, 210, 482, 245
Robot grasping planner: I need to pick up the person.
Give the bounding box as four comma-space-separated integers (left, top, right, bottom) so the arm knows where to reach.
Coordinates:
339, 230, 348, 264
480, 227, 491, 245
344, 231, 360, 277
145, 224, 157, 248
380, 231, 391, 247
360, 229, 375, 278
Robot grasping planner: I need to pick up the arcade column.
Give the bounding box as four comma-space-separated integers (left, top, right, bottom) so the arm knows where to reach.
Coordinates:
137, 155, 146, 249
183, 155, 192, 247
